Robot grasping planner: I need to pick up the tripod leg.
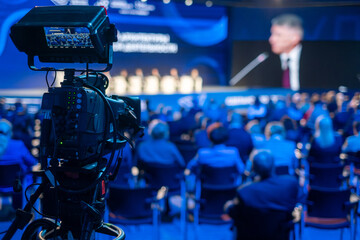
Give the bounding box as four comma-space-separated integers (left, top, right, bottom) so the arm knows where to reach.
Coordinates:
2, 181, 48, 240
96, 223, 126, 240
21, 218, 58, 240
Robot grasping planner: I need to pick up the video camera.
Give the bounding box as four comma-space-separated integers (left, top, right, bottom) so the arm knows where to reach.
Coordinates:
3, 6, 142, 240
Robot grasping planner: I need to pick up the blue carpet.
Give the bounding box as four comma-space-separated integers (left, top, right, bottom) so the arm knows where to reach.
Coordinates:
0, 216, 358, 240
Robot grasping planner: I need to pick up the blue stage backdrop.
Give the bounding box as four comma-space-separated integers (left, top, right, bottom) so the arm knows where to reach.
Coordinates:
0, 0, 228, 90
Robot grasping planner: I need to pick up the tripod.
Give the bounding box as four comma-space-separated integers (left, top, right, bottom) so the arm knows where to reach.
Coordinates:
2, 169, 125, 240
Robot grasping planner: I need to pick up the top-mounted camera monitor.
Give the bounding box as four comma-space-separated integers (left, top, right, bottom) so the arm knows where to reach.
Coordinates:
10, 6, 117, 66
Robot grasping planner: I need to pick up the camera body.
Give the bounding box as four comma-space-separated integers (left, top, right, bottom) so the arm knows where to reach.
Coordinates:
4, 6, 142, 240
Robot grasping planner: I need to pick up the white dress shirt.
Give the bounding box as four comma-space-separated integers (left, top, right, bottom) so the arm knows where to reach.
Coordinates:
280, 44, 302, 91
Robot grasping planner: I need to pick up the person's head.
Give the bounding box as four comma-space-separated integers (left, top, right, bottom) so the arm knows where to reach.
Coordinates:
148, 119, 169, 140
245, 120, 262, 134
191, 68, 199, 78
0, 119, 12, 139
151, 68, 160, 76
229, 111, 243, 128
170, 68, 178, 77
269, 14, 303, 54
282, 117, 296, 131
251, 150, 275, 179
265, 121, 286, 139
0, 119, 12, 156
120, 69, 128, 77
315, 115, 335, 148
206, 122, 229, 145
135, 68, 143, 76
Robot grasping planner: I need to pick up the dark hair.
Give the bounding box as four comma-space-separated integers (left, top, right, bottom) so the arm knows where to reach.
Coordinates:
209, 126, 229, 145
252, 150, 274, 179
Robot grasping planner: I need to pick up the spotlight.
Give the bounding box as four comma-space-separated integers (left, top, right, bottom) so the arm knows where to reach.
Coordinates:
185, 0, 193, 6
141, 0, 147, 2
163, 0, 171, 3
205, 0, 213, 7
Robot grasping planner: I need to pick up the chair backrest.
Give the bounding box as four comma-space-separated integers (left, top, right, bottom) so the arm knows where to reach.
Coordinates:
200, 165, 240, 187
346, 151, 360, 169
198, 186, 237, 221
234, 206, 293, 240
194, 165, 240, 224
275, 166, 290, 175
309, 162, 346, 189
139, 162, 183, 192
307, 187, 351, 218
175, 141, 199, 164
108, 186, 154, 220
0, 161, 22, 192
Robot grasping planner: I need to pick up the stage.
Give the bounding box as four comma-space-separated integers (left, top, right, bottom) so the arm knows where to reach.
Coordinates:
0, 86, 293, 115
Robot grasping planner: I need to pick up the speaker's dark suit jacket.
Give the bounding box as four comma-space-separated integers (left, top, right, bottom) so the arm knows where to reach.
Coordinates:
232, 41, 360, 90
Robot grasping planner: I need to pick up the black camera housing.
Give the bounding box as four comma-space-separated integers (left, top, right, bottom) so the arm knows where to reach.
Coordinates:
10, 6, 117, 64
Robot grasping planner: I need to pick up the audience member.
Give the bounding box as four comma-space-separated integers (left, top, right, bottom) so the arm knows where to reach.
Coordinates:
187, 122, 244, 175
260, 122, 297, 175
287, 93, 304, 121
136, 119, 185, 167
193, 117, 212, 148
226, 111, 253, 163
342, 121, 360, 153
307, 115, 343, 163
247, 96, 267, 130
245, 120, 266, 149
224, 150, 302, 240
267, 99, 287, 122
281, 116, 301, 143
0, 119, 37, 172
8, 100, 34, 151
203, 98, 224, 123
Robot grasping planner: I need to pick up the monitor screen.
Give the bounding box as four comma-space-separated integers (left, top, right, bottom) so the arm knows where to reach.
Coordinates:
44, 27, 94, 49
229, 6, 360, 90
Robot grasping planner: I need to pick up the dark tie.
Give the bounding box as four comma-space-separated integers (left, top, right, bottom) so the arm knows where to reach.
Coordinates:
282, 59, 290, 89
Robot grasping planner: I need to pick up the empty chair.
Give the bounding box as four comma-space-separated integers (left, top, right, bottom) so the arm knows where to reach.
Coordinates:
308, 162, 348, 189
0, 161, 22, 194
0, 161, 23, 215
108, 185, 167, 240
139, 162, 184, 194
194, 184, 237, 225
302, 187, 357, 240
139, 161, 186, 224
192, 165, 240, 225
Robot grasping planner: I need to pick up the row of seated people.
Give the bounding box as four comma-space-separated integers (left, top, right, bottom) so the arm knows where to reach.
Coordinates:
0, 119, 38, 221
108, 118, 359, 239
0, 90, 359, 228
108, 68, 203, 95
0, 98, 35, 152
